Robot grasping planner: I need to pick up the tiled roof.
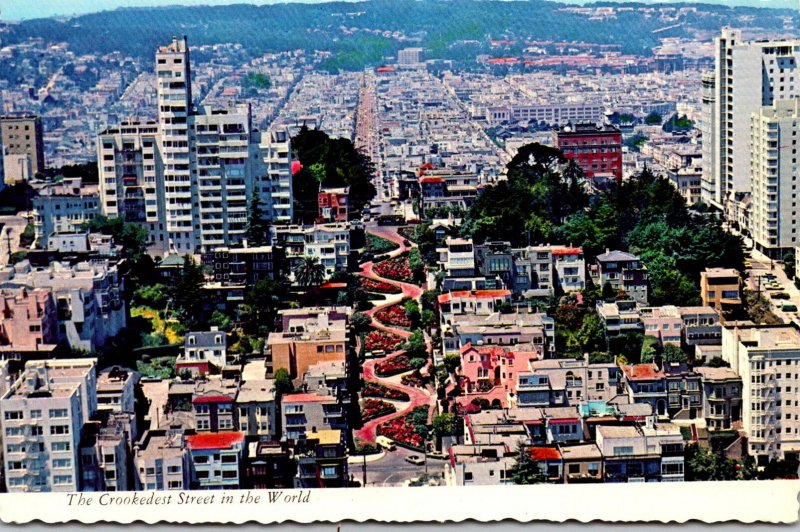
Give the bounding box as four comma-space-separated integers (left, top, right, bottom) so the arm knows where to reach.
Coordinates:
596, 250, 638, 262
529, 446, 561, 461
552, 247, 582, 256
186, 431, 244, 451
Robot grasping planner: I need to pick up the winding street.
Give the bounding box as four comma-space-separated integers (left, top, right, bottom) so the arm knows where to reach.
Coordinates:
353, 223, 435, 444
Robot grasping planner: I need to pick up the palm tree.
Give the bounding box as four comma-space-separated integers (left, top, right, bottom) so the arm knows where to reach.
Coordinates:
293, 256, 326, 288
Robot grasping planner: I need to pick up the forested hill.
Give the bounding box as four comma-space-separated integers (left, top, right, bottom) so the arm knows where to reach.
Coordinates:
2, 0, 797, 69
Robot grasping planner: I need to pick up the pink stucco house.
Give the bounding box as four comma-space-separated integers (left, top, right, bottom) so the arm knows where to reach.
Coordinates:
457, 343, 542, 408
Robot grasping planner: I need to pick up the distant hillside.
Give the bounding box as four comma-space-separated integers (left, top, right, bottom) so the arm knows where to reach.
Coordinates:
2, 0, 797, 70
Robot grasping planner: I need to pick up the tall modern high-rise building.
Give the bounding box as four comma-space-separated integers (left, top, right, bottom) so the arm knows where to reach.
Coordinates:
750, 99, 800, 258
1, 359, 97, 492
97, 36, 293, 255
701, 28, 800, 212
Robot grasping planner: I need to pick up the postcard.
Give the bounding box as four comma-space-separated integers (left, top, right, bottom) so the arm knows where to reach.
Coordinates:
0, 0, 798, 525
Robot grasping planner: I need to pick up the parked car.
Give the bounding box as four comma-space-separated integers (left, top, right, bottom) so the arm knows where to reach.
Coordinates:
405, 455, 425, 465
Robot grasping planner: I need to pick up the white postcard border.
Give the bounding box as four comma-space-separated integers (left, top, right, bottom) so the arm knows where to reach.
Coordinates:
0, 481, 797, 524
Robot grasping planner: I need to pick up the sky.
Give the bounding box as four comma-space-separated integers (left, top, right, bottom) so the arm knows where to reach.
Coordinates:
1, 0, 796, 21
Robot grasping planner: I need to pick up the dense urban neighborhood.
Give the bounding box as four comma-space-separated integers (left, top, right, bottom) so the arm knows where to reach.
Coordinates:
0, 0, 799, 494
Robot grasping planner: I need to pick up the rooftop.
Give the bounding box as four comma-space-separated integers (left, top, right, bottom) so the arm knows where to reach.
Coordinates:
185, 431, 245, 451
621, 363, 665, 381
282, 393, 337, 404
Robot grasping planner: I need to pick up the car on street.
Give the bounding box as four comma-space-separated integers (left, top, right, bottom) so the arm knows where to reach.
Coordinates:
405, 455, 424, 465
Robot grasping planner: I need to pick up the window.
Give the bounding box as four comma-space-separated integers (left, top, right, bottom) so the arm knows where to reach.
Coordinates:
222, 470, 238, 479
613, 446, 633, 456
53, 475, 73, 485
221, 454, 237, 464
104, 454, 115, 464
49, 409, 68, 418
168, 481, 182, 489
52, 442, 70, 452
52, 458, 71, 469
30, 410, 41, 419
8, 461, 23, 471
196, 404, 210, 414
568, 463, 580, 474
4, 411, 23, 420
194, 456, 209, 464
50, 425, 70, 435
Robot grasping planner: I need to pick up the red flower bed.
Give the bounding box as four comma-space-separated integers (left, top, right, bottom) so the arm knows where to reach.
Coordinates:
361, 398, 397, 422
363, 381, 410, 401
373, 255, 412, 283
398, 226, 417, 243
375, 354, 413, 377
365, 330, 404, 352
401, 372, 426, 388
361, 278, 401, 294
375, 304, 412, 328
376, 406, 429, 450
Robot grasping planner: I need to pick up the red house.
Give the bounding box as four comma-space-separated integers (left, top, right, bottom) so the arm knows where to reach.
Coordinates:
318, 186, 349, 222
554, 122, 623, 184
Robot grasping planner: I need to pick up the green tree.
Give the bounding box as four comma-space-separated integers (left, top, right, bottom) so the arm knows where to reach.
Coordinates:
443, 353, 461, 374
405, 329, 427, 359
783, 251, 796, 280
404, 299, 421, 328
644, 111, 662, 124
132, 284, 168, 310
409, 357, 427, 370
509, 442, 545, 484
169, 255, 206, 327
576, 313, 606, 354
663, 344, 688, 364
293, 256, 326, 287
684, 444, 739, 481
432, 413, 459, 437
246, 196, 270, 247
421, 309, 435, 330
209, 310, 233, 332
351, 312, 372, 334
707, 356, 730, 368
275, 368, 293, 397
240, 279, 283, 336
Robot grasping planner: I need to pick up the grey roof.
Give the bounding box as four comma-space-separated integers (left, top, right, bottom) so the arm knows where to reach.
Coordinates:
185, 330, 226, 348
596, 250, 639, 262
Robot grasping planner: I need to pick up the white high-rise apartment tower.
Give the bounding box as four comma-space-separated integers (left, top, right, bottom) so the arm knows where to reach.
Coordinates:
1, 359, 97, 492
750, 99, 800, 258
701, 28, 800, 212
98, 37, 293, 255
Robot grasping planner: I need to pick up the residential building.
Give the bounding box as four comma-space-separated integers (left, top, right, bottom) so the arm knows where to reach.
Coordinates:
700, 268, 742, 314
620, 363, 668, 417
438, 238, 476, 278
722, 323, 800, 462
0, 287, 58, 353
243, 440, 295, 489
701, 28, 800, 212
318, 187, 349, 223
32, 178, 100, 248
133, 427, 192, 491
595, 423, 684, 482
398, 47, 425, 66
1, 115, 45, 183
237, 360, 278, 439
281, 393, 347, 441
97, 37, 293, 254
192, 380, 238, 432
663, 362, 702, 419
438, 289, 513, 328
596, 300, 643, 337
591, 250, 648, 304
513, 358, 621, 408
271, 223, 351, 278
442, 311, 555, 361
267, 307, 349, 379
458, 344, 541, 408
554, 122, 623, 183
177, 327, 228, 376
695, 366, 743, 431
750, 99, 800, 258
1, 358, 97, 492
445, 444, 515, 486
186, 431, 245, 489
293, 429, 348, 489
79, 411, 136, 492
560, 443, 603, 484
640, 305, 682, 346
0, 259, 126, 352
678, 306, 722, 349
96, 366, 138, 415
